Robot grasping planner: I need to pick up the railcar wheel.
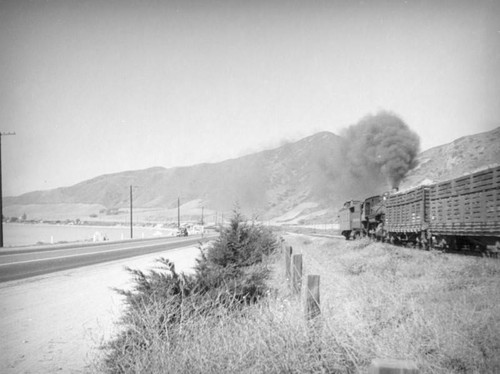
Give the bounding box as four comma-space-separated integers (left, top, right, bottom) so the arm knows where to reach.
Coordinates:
341, 231, 351, 240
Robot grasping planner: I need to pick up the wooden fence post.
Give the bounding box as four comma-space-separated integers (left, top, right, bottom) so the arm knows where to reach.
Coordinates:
369, 359, 418, 374
292, 254, 303, 294
285, 245, 292, 280
306, 275, 320, 320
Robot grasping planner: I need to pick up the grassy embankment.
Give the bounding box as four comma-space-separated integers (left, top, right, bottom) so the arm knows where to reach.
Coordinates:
97, 219, 500, 374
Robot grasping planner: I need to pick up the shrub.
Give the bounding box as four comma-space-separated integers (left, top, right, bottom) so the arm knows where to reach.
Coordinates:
102, 210, 279, 373
202, 211, 277, 268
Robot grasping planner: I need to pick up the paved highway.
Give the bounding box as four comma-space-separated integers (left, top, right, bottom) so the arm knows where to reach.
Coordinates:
0, 235, 215, 282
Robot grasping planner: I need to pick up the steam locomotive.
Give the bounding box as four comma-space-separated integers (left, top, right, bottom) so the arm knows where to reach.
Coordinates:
338, 165, 500, 255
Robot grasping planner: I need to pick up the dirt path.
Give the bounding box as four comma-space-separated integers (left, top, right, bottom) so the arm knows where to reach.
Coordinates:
0, 245, 200, 373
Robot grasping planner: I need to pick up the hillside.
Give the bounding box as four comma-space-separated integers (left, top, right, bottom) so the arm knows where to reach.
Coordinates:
4, 132, 346, 223
5, 127, 500, 224
400, 126, 500, 189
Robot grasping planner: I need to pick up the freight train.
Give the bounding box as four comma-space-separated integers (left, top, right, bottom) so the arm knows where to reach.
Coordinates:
338, 165, 500, 255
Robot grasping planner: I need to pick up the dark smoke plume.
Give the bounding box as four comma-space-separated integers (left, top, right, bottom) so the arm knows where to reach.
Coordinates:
342, 111, 420, 189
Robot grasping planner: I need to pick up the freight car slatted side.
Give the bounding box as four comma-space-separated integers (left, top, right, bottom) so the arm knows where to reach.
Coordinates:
429, 166, 500, 236
385, 186, 428, 233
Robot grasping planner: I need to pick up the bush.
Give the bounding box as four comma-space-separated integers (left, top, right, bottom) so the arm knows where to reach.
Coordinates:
203, 211, 277, 268
102, 210, 279, 373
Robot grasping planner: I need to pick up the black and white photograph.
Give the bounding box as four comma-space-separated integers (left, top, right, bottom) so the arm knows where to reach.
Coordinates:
1, 0, 499, 373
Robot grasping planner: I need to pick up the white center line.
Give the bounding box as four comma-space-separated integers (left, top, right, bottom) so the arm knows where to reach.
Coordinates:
0, 240, 197, 267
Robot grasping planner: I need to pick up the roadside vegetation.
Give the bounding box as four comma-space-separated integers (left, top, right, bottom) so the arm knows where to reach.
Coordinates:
281, 235, 500, 374
99, 210, 279, 373
97, 222, 500, 374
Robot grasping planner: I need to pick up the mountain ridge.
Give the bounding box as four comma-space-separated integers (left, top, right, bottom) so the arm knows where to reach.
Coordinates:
5, 127, 500, 224
399, 126, 500, 189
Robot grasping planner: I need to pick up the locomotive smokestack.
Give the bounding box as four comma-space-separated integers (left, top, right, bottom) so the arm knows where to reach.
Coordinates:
343, 111, 420, 189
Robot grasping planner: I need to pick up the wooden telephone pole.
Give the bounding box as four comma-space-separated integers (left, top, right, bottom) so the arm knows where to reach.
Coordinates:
130, 185, 133, 239
0, 132, 15, 247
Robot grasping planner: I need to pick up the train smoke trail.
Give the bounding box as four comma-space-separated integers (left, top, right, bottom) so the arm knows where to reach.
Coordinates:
343, 111, 420, 189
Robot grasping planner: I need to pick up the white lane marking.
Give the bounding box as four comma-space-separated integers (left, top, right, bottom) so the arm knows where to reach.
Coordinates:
0, 235, 215, 261
1, 237, 195, 257
0, 240, 200, 267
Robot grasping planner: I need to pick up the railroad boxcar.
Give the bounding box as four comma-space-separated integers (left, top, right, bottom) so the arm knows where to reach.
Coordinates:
384, 185, 430, 246
338, 200, 363, 239
428, 166, 500, 252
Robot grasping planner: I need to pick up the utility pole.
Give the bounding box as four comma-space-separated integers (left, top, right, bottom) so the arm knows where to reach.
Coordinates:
0, 132, 15, 248
177, 197, 180, 228
201, 206, 205, 238
130, 185, 133, 239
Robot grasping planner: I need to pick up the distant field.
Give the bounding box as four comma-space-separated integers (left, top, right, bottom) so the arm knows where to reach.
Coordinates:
4, 203, 107, 221
1, 222, 180, 247
3, 199, 210, 224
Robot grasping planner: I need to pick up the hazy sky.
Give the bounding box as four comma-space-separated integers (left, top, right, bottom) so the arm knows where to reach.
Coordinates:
1, 0, 499, 196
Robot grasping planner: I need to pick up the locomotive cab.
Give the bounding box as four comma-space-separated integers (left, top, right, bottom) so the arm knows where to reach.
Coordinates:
338, 200, 363, 240
362, 194, 387, 239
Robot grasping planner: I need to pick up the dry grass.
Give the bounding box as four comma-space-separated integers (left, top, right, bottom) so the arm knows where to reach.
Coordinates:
95, 235, 500, 373
282, 235, 500, 373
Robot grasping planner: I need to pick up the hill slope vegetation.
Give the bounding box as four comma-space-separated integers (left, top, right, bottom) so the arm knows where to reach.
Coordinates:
5, 127, 500, 223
